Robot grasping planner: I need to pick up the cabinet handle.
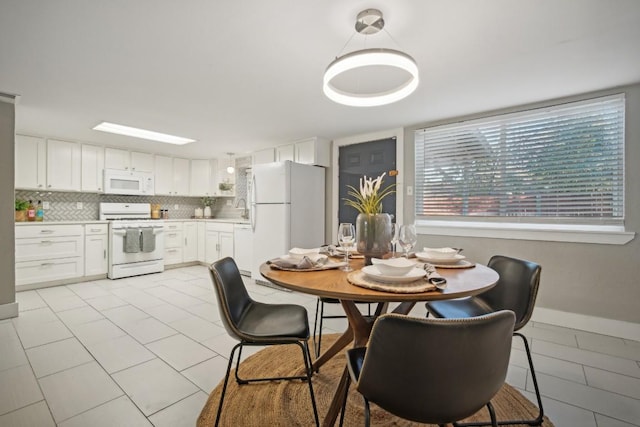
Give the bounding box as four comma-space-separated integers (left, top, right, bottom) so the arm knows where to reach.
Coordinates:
103, 249, 106, 259
38, 184, 43, 188
40, 229, 54, 233
40, 240, 53, 244
47, 184, 51, 188
90, 228, 101, 232
40, 262, 53, 267
184, 237, 187, 245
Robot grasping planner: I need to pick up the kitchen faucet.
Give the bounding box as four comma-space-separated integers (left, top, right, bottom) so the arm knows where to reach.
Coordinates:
235, 198, 249, 219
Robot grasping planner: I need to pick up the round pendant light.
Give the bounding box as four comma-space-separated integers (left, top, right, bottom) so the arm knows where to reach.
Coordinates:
226, 152, 235, 174
323, 9, 419, 107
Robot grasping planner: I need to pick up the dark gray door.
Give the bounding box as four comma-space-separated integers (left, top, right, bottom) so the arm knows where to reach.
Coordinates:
338, 138, 397, 225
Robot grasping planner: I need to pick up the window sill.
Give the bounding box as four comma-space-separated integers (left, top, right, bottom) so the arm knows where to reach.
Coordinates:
416, 220, 635, 245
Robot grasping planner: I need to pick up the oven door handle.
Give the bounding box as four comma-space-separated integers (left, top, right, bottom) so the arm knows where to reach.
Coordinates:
153, 228, 164, 235
112, 229, 128, 236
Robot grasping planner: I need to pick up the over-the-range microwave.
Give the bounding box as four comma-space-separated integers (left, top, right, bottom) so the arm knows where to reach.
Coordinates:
103, 168, 155, 196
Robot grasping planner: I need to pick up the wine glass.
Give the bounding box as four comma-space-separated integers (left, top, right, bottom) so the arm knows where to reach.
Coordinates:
398, 224, 417, 259
337, 223, 355, 272
390, 223, 399, 258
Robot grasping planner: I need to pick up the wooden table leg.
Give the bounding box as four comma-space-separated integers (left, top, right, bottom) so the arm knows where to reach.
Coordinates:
322, 365, 350, 427
312, 325, 353, 371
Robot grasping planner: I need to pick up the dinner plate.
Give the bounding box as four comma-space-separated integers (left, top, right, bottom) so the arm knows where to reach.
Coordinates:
415, 253, 466, 265
361, 265, 426, 283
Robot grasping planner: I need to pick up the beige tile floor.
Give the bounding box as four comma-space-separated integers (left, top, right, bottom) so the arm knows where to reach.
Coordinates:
1, 265, 639, 426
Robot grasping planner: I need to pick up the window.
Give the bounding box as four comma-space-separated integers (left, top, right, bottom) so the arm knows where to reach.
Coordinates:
414, 94, 632, 244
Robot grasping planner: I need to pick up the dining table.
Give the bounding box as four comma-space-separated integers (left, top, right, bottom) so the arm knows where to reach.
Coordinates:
259, 257, 499, 427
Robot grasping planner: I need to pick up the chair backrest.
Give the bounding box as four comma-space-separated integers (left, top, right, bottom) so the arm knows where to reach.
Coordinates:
208, 257, 253, 341
356, 311, 515, 425
480, 255, 541, 330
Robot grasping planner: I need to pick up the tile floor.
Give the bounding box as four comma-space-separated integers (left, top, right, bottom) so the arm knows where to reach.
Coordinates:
1, 265, 639, 426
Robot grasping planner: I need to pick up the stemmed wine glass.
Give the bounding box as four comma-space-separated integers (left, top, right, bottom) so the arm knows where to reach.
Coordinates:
398, 224, 417, 259
337, 223, 355, 272
390, 223, 399, 258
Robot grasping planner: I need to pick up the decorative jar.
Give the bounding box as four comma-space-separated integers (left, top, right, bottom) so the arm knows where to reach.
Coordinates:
356, 212, 392, 265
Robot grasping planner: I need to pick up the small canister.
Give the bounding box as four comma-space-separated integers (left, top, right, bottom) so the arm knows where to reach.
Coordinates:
162, 209, 169, 219
151, 204, 161, 219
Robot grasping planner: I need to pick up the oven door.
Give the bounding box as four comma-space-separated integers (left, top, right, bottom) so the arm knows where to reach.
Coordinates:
111, 226, 164, 265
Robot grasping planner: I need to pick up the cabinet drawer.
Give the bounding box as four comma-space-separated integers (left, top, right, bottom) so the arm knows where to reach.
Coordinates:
16, 224, 83, 239
205, 222, 234, 233
16, 258, 84, 286
85, 224, 108, 235
164, 230, 183, 248
164, 247, 183, 265
164, 222, 184, 232
15, 236, 84, 262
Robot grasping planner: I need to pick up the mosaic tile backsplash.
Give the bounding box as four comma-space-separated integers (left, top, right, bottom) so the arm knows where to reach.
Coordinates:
15, 156, 252, 222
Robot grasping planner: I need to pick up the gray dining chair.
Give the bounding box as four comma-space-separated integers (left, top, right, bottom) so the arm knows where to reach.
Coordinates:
209, 257, 319, 427
341, 311, 516, 427
426, 255, 543, 426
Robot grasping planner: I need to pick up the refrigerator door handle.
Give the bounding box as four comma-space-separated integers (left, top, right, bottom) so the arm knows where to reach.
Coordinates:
251, 174, 257, 231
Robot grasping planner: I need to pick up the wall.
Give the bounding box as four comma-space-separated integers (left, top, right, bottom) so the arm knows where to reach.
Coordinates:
403, 84, 640, 325
0, 94, 17, 319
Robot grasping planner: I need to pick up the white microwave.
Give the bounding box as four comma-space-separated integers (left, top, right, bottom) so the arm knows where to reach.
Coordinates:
104, 169, 155, 195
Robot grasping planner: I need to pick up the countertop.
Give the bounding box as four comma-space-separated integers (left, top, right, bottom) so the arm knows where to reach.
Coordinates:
15, 218, 250, 226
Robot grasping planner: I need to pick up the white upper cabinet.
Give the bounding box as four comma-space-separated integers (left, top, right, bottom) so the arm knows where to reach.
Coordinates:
276, 144, 295, 162
190, 159, 213, 196
15, 134, 46, 190
81, 144, 105, 192
294, 137, 330, 167
105, 148, 154, 172
155, 155, 190, 196
252, 147, 275, 165
46, 139, 81, 191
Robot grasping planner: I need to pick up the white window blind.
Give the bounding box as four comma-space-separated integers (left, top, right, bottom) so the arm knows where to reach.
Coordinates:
414, 94, 625, 226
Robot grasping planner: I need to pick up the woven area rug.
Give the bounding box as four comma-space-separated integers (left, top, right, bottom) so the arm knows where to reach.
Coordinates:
198, 334, 554, 426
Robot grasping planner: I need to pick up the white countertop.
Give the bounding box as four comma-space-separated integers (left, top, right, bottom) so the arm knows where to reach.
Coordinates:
15, 220, 109, 226
16, 218, 250, 226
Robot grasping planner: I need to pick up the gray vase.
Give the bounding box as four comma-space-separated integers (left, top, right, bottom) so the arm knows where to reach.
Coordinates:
356, 213, 392, 265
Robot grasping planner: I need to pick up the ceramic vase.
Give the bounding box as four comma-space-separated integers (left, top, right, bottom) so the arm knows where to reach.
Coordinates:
355, 213, 392, 265
204, 206, 212, 218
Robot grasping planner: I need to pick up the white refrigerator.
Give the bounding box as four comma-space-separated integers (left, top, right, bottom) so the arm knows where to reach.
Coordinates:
251, 161, 325, 283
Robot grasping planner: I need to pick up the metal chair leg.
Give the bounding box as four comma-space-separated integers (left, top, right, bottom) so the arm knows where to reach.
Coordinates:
215, 342, 241, 427
234, 342, 310, 384
339, 374, 351, 427
456, 332, 544, 426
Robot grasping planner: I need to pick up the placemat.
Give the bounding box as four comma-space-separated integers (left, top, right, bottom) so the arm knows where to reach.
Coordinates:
347, 270, 437, 293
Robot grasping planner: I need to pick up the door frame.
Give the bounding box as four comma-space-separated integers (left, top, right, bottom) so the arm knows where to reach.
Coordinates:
331, 127, 405, 241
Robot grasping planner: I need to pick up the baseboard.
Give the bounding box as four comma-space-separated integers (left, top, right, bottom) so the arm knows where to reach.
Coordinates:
0, 302, 19, 320
532, 307, 640, 341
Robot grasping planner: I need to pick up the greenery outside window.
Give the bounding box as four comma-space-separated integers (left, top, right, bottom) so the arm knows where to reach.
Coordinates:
414, 94, 633, 244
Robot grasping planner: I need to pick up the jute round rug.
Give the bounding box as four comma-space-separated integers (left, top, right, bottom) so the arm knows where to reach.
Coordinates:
198, 334, 554, 426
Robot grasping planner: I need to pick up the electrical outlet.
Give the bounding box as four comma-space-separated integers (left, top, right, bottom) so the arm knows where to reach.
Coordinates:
407, 186, 413, 196
76, 202, 83, 210
174, 204, 179, 210
42, 201, 50, 209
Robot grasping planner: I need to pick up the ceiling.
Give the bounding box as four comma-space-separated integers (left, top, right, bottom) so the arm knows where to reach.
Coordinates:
2, 0, 640, 159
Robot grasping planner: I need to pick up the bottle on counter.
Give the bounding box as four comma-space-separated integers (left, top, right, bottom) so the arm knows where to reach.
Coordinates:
35, 200, 44, 222
27, 200, 36, 221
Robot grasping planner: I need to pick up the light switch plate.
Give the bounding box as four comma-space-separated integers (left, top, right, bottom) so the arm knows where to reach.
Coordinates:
76, 202, 83, 209
174, 204, 179, 210
407, 186, 413, 196
42, 201, 50, 209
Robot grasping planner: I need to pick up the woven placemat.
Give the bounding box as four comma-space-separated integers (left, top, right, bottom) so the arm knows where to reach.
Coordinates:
347, 270, 437, 293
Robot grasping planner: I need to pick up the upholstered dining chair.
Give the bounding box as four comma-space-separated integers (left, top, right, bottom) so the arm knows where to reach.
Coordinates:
209, 257, 319, 427
426, 255, 543, 426
312, 297, 374, 358
341, 311, 516, 427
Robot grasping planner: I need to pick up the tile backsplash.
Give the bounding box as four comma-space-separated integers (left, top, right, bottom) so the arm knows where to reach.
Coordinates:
14, 156, 252, 222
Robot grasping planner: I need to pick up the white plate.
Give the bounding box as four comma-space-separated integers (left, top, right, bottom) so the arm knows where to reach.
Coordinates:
415, 253, 466, 265
362, 265, 426, 283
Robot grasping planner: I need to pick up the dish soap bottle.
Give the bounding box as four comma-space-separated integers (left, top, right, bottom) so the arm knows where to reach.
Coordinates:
36, 200, 44, 222
27, 200, 36, 222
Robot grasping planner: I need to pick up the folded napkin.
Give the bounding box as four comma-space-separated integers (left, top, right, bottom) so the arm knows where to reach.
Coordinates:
423, 263, 447, 288
268, 254, 329, 270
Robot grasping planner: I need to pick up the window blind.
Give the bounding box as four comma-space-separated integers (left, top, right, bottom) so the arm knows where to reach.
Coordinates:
414, 94, 625, 225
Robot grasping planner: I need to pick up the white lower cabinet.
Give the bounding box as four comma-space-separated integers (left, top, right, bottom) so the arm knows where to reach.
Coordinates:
197, 222, 206, 262
15, 224, 85, 286
183, 222, 198, 263
84, 224, 108, 276
164, 222, 184, 265
205, 222, 234, 264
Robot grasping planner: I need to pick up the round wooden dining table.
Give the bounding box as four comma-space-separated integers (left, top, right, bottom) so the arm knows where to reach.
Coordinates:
260, 258, 499, 427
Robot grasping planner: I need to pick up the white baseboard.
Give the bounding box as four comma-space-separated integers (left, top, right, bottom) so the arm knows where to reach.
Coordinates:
532, 307, 640, 342
0, 302, 18, 320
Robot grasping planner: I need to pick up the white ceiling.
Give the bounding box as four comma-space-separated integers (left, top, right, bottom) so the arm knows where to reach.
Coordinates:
2, 0, 639, 159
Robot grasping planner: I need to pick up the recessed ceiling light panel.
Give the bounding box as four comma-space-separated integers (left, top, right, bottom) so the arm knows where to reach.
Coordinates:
93, 122, 195, 145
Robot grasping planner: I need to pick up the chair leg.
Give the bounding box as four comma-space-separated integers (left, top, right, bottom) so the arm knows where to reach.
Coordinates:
300, 340, 320, 427
456, 333, 544, 427
486, 401, 498, 427
313, 298, 321, 358
215, 342, 242, 427
363, 397, 371, 427
234, 342, 310, 384
316, 299, 325, 358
